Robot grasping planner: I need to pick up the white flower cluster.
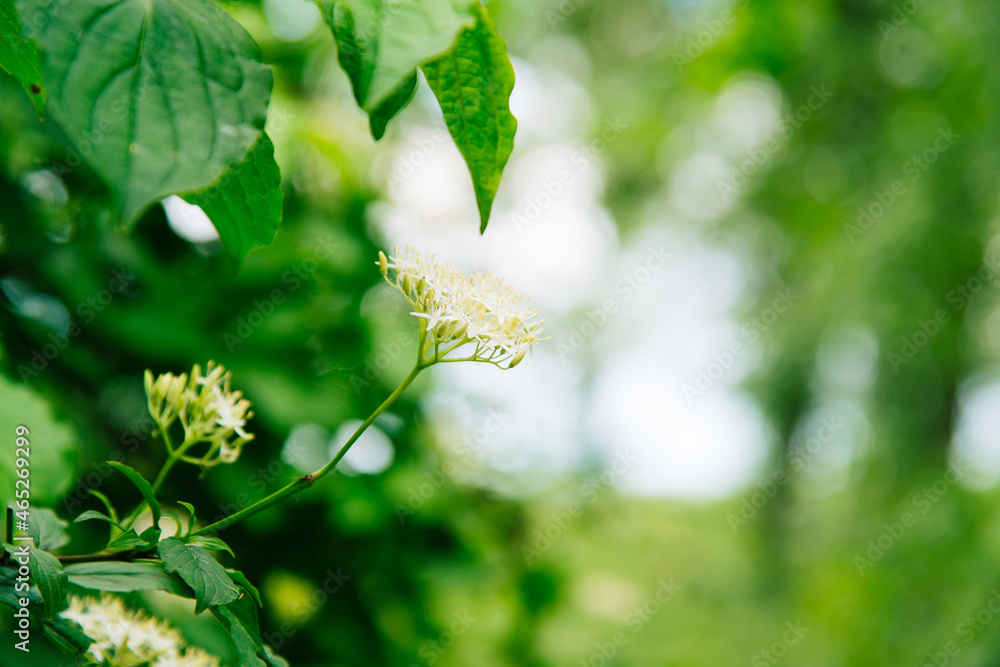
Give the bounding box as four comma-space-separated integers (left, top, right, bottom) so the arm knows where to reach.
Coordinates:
60, 595, 220, 667
145, 361, 254, 465
379, 246, 544, 368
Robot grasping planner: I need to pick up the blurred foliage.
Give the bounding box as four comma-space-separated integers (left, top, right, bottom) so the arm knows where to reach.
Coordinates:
3, 0, 1000, 665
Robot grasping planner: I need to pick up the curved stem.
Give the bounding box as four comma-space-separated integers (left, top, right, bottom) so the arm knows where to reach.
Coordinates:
192, 362, 424, 537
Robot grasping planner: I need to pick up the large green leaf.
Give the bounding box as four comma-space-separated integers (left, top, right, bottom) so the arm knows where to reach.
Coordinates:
316, 0, 476, 137
42, 616, 94, 655
18, 0, 273, 225
183, 131, 283, 269
211, 586, 267, 667
28, 546, 66, 619
27, 508, 69, 551
64, 560, 186, 594
106, 461, 161, 525
0, 0, 44, 115
158, 537, 239, 613
422, 4, 516, 233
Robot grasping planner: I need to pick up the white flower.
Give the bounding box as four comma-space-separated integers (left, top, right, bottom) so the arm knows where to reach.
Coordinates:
144, 361, 254, 466
60, 595, 220, 667
379, 246, 544, 368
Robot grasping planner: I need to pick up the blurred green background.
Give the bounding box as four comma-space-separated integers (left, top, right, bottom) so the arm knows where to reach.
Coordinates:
4, 0, 1000, 665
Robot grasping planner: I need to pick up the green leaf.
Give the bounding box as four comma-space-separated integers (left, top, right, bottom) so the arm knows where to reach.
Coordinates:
183, 131, 283, 269
43, 617, 94, 654
158, 537, 239, 613
18, 0, 273, 226
368, 72, 416, 140
64, 560, 186, 594
422, 4, 517, 233
178, 501, 197, 536
0, 564, 42, 608
104, 528, 157, 553
28, 546, 67, 619
74, 509, 122, 530
0, 0, 44, 116
27, 508, 69, 551
106, 461, 161, 525
316, 0, 476, 136
87, 490, 121, 525
185, 535, 234, 558
225, 569, 261, 607
211, 587, 267, 667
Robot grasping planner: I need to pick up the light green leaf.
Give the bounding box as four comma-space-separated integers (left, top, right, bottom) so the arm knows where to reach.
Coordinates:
28, 546, 67, 619
178, 501, 197, 536
106, 461, 161, 526
18, 0, 273, 226
316, 0, 476, 136
74, 509, 122, 530
422, 4, 517, 233
28, 508, 69, 551
64, 560, 186, 594
158, 537, 239, 613
0, 0, 44, 115
368, 72, 416, 140
183, 131, 283, 269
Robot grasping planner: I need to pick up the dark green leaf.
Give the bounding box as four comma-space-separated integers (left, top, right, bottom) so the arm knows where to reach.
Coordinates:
422, 4, 517, 233
316, 0, 476, 135
368, 72, 416, 140
64, 560, 186, 594
211, 588, 267, 667
225, 569, 261, 607
0, 564, 42, 608
28, 546, 66, 619
18, 0, 273, 225
107, 461, 161, 525
87, 490, 120, 525
43, 617, 94, 654
185, 535, 234, 558
178, 501, 197, 536
27, 508, 69, 551
158, 537, 239, 613
104, 528, 156, 553
0, 0, 44, 115
183, 131, 283, 269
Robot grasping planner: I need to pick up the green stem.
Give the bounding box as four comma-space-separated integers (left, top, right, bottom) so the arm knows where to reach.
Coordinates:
121, 428, 186, 530
192, 362, 424, 537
